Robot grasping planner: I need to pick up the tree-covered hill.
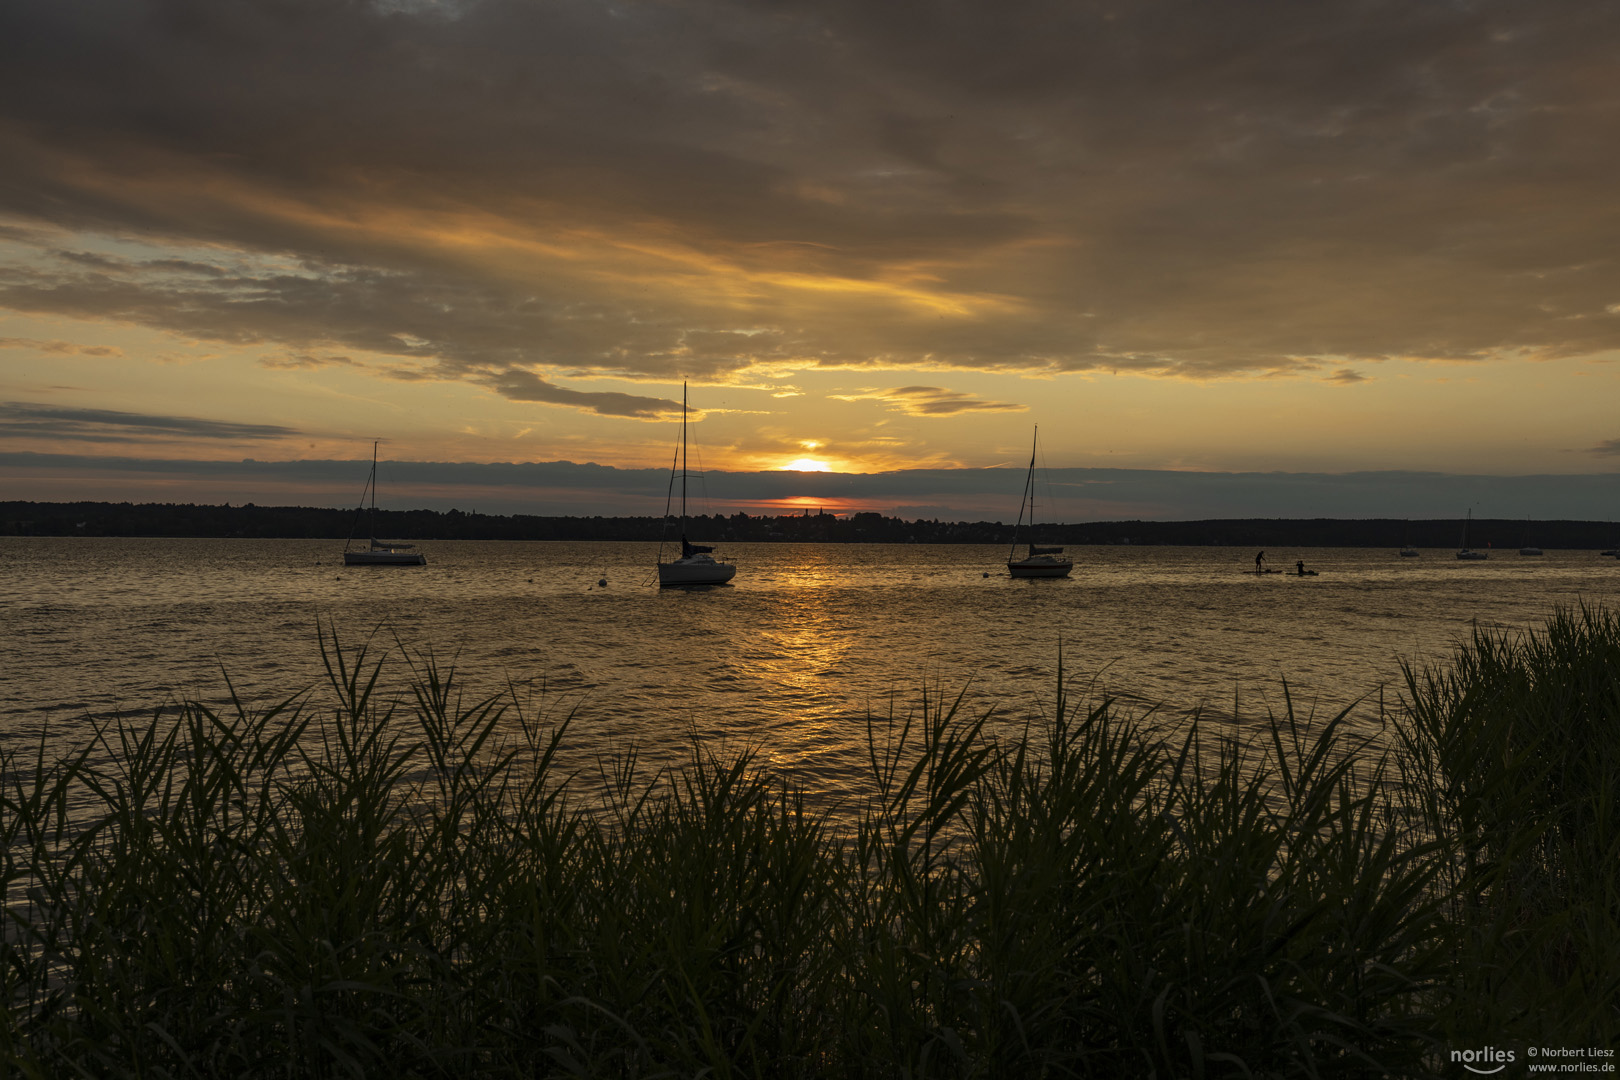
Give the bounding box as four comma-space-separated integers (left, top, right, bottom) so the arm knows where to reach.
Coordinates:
3, 500, 1617, 548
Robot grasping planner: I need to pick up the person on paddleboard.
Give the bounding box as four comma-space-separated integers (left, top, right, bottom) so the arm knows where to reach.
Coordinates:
1297, 560, 1306, 575
1255, 551, 1266, 571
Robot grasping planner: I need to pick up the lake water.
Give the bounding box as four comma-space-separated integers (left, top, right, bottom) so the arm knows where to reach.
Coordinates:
4, 537, 1617, 804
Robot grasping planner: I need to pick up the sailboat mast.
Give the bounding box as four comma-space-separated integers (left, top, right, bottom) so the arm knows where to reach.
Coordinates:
1011, 426, 1038, 561
1026, 426, 1038, 526
369, 440, 379, 542
680, 382, 688, 539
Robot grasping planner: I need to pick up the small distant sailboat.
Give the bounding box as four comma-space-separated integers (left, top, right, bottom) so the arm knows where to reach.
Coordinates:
1006, 426, 1073, 578
657, 383, 736, 587
1399, 546, 1420, 557
1456, 509, 1488, 561
343, 441, 426, 566
1518, 519, 1542, 556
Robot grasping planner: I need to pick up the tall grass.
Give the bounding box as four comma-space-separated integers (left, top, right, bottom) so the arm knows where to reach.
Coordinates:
1398, 604, 1620, 1049
2, 609, 1616, 1077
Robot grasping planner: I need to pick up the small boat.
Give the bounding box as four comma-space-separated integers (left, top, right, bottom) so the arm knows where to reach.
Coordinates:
1399, 546, 1419, 557
657, 383, 736, 587
1456, 509, 1488, 561
1006, 427, 1072, 578
345, 541, 425, 566
343, 442, 425, 566
1518, 519, 1542, 556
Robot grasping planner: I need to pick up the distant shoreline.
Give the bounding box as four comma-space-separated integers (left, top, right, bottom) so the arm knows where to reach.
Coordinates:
4, 499, 1617, 548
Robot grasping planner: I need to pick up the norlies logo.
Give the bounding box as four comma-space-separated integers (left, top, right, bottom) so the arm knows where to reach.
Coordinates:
1453, 1047, 1517, 1074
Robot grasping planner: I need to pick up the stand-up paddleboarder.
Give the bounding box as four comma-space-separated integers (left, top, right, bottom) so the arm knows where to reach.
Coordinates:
1255, 551, 1266, 572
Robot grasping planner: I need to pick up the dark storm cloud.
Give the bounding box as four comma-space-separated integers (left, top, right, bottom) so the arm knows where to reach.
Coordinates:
0, 402, 297, 443
489, 370, 679, 419
4, 0, 1620, 388
0, 250, 684, 414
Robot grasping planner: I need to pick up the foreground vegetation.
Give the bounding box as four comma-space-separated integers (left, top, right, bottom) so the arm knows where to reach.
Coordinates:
3, 608, 1617, 1077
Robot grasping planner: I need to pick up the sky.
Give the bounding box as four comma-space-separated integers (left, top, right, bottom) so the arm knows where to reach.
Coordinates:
2, 0, 1619, 521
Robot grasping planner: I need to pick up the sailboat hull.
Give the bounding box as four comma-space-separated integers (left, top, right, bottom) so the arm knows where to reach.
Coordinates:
1008, 558, 1073, 578
658, 558, 736, 586
345, 550, 426, 566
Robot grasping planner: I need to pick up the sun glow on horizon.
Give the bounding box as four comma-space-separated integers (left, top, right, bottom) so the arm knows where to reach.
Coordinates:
782, 457, 832, 472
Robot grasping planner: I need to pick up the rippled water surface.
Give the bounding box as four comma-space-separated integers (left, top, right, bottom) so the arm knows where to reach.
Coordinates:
5, 537, 1618, 802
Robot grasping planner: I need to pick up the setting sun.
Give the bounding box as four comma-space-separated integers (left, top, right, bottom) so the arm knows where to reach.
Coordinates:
782, 458, 832, 472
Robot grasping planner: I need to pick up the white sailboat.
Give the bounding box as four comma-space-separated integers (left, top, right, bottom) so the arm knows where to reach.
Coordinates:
1006, 427, 1073, 578
1518, 519, 1542, 556
343, 441, 426, 566
657, 383, 736, 586
1456, 509, 1488, 561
